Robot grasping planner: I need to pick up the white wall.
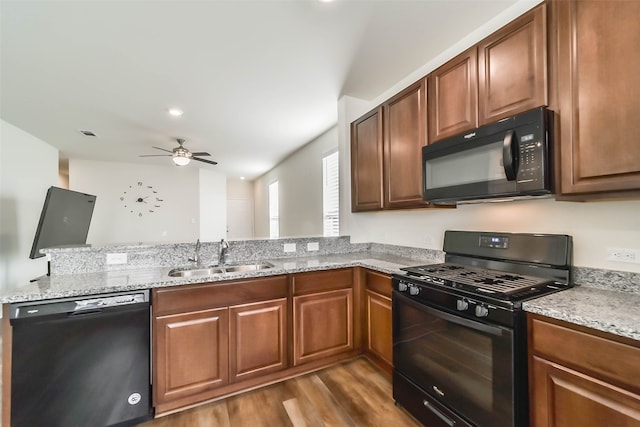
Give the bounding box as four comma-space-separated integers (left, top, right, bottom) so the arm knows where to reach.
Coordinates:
338, 0, 640, 273
0, 120, 59, 292
254, 126, 338, 238
70, 159, 202, 244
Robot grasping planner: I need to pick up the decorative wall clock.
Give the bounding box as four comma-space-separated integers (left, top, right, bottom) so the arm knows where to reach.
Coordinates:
120, 181, 163, 217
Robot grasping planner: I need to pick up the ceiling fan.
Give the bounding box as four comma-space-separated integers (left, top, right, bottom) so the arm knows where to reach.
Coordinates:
140, 138, 218, 166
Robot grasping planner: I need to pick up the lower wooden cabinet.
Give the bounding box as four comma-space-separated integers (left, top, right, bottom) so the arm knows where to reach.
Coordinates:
293, 288, 353, 366
229, 298, 287, 382
528, 313, 640, 427
153, 269, 359, 416
154, 307, 229, 405
363, 270, 392, 374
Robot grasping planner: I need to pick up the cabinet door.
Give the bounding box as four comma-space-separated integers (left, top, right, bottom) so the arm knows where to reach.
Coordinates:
530, 356, 640, 427
478, 4, 547, 125
229, 299, 287, 382
351, 107, 384, 211
553, 0, 640, 197
293, 288, 353, 366
365, 290, 392, 371
383, 79, 428, 209
428, 47, 478, 142
154, 308, 229, 406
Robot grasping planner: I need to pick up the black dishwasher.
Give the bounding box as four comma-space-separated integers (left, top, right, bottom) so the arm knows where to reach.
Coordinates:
9, 290, 153, 427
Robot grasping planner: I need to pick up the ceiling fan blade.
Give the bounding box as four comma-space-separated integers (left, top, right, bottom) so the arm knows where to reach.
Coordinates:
193, 157, 218, 165
152, 146, 173, 153
191, 152, 211, 157
139, 154, 171, 157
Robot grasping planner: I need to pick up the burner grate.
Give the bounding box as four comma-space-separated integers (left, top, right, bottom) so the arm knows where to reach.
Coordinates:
403, 263, 552, 296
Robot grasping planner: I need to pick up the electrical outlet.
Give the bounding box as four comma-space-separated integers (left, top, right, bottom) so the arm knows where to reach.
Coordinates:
284, 243, 296, 253
607, 248, 639, 263
307, 242, 319, 251
106, 253, 128, 265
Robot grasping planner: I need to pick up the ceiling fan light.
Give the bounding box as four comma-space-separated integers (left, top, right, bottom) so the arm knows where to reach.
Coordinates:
172, 155, 191, 166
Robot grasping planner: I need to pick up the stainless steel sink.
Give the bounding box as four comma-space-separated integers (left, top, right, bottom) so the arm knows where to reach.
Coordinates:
168, 267, 224, 278
222, 262, 274, 273
168, 262, 274, 278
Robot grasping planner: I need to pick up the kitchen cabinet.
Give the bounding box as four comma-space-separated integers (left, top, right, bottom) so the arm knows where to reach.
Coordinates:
229, 298, 287, 383
428, 47, 478, 142
154, 308, 230, 405
528, 313, 640, 427
550, 0, 640, 199
362, 269, 392, 374
152, 276, 288, 414
382, 80, 429, 209
478, 4, 547, 125
292, 269, 356, 365
351, 107, 384, 211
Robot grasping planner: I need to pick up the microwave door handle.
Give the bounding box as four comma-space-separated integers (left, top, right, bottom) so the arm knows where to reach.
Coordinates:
502, 129, 519, 181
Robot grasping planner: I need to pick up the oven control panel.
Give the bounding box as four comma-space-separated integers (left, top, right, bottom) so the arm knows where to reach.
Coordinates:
394, 277, 516, 328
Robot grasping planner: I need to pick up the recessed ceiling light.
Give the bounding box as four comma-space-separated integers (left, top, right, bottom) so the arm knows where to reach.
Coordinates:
168, 108, 184, 117
240, 177, 245, 180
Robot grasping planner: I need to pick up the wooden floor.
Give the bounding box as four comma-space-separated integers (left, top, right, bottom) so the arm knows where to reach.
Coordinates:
139, 358, 420, 427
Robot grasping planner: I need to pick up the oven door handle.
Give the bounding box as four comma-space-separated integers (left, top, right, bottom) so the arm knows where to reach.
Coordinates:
399, 293, 504, 336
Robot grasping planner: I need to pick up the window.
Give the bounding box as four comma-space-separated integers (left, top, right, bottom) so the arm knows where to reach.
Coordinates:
323, 151, 339, 237
269, 181, 279, 238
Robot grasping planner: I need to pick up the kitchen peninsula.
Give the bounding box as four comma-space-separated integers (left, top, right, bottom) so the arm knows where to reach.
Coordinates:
2, 236, 639, 425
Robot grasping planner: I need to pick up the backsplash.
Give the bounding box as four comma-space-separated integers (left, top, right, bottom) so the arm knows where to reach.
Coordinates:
42, 237, 640, 295
43, 236, 369, 275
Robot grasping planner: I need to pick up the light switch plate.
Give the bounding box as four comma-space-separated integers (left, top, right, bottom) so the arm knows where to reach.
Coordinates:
284, 243, 296, 253
307, 242, 319, 251
106, 253, 128, 265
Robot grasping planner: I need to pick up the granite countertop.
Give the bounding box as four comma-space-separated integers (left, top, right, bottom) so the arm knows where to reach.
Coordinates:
523, 286, 640, 342
2, 251, 638, 343
0, 252, 417, 304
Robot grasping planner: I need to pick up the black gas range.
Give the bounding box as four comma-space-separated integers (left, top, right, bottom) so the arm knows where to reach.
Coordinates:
392, 230, 572, 427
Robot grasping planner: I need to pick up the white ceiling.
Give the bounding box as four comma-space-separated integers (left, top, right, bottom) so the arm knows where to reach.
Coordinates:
1, 0, 516, 180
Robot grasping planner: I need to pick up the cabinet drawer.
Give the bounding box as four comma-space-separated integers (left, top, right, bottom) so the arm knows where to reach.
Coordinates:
153, 276, 288, 316
292, 268, 353, 296
529, 315, 640, 393
365, 270, 391, 297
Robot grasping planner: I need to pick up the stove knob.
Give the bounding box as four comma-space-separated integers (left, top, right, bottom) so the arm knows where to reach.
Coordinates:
398, 282, 408, 292
475, 305, 489, 318
456, 299, 469, 311
409, 285, 420, 296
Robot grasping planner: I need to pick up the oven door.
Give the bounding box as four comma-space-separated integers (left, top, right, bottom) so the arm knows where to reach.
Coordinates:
393, 291, 515, 427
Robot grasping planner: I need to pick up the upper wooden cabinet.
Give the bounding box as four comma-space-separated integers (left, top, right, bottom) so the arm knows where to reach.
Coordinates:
428, 47, 478, 142
351, 108, 384, 211
478, 4, 547, 125
383, 79, 429, 209
551, 0, 640, 198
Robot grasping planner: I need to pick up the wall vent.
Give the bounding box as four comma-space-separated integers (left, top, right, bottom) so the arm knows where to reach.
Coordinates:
79, 130, 97, 137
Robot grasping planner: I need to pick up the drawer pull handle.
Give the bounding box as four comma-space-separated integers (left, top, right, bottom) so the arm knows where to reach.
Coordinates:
423, 400, 455, 426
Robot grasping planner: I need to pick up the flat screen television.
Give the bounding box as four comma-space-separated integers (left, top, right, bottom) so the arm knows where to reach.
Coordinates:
29, 186, 97, 259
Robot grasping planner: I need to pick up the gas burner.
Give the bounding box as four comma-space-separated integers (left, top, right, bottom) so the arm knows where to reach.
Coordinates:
460, 271, 477, 276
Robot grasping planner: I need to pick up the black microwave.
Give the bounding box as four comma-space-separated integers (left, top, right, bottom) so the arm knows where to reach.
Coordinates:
422, 107, 553, 204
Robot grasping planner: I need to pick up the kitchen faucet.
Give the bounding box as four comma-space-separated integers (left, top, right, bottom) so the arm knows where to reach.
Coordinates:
219, 239, 229, 266
188, 239, 202, 266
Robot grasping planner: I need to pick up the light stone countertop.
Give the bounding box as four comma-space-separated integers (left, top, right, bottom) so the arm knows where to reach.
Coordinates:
1, 251, 638, 343
523, 286, 640, 341
0, 252, 417, 304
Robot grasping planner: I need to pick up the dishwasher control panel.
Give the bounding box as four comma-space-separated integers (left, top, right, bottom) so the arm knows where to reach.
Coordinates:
10, 290, 150, 321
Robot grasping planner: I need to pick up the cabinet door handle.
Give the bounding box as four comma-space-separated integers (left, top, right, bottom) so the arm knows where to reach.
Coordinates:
423, 400, 455, 426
